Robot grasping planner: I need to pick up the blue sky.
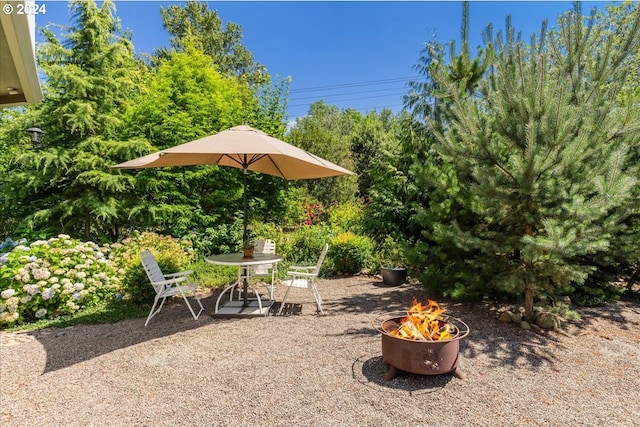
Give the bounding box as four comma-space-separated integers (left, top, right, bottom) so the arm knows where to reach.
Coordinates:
36, 1, 610, 120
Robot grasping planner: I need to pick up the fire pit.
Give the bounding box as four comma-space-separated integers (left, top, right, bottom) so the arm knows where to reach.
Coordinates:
373, 299, 469, 380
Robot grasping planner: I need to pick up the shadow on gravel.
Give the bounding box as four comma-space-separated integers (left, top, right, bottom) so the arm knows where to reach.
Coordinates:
23, 276, 638, 375
451, 303, 569, 370
352, 355, 453, 395
577, 299, 640, 334
330, 278, 571, 371
326, 279, 430, 314
25, 291, 236, 374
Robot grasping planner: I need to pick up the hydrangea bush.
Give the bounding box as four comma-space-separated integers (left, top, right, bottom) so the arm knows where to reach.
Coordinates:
0, 235, 120, 326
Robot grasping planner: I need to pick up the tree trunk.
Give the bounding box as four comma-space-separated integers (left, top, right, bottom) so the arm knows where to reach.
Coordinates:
523, 223, 535, 322
627, 266, 639, 290
84, 219, 90, 241
524, 285, 535, 322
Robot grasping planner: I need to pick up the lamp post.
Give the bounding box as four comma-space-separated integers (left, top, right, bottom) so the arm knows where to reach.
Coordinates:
25, 127, 44, 149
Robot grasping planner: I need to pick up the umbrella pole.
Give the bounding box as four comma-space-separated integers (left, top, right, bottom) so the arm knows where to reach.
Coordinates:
243, 167, 248, 246
243, 166, 249, 308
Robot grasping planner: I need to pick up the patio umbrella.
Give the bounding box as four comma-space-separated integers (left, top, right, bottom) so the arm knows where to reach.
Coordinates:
112, 124, 355, 242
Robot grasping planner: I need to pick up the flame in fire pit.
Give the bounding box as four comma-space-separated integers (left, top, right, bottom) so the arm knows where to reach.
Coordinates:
390, 299, 454, 341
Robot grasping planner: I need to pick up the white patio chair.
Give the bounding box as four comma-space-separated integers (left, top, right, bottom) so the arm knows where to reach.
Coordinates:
140, 250, 204, 326
277, 243, 329, 315
251, 239, 278, 299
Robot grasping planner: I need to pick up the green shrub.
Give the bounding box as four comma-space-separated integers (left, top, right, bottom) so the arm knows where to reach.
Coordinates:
276, 186, 324, 229
110, 232, 195, 304
184, 214, 244, 256
328, 232, 373, 275
327, 200, 365, 234
376, 235, 407, 269
251, 222, 284, 244
282, 225, 332, 267
185, 260, 237, 288
0, 235, 119, 326
569, 279, 623, 307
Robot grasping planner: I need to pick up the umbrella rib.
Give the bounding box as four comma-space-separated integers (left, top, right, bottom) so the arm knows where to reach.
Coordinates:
221, 153, 269, 169
261, 154, 287, 178
219, 154, 241, 168
247, 153, 267, 167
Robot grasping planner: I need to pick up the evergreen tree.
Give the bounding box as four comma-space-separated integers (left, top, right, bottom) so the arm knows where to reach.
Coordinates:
1, 0, 150, 241
387, 1, 490, 298
430, 4, 640, 319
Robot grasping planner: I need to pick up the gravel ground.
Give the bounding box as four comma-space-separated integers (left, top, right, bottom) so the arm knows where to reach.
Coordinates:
1, 276, 639, 427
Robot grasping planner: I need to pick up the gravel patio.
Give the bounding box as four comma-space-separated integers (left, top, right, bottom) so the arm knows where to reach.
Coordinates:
1, 275, 639, 426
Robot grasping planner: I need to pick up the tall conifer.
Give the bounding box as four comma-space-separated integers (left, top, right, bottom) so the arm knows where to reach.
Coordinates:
2, 0, 150, 240
430, 4, 640, 319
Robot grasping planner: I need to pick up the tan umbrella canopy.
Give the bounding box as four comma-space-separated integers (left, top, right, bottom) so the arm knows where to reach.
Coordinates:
113, 124, 354, 241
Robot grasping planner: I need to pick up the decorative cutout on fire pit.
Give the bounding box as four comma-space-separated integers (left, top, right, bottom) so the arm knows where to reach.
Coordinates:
415, 347, 441, 371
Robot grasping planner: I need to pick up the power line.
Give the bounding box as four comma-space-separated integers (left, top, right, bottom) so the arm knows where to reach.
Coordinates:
289, 88, 408, 103
288, 76, 422, 94
286, 75, 424, 117
288, 91, 407, 108
287, 102, 405, 118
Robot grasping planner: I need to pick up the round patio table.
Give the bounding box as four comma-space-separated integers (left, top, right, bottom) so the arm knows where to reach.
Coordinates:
207, 253, 282, 317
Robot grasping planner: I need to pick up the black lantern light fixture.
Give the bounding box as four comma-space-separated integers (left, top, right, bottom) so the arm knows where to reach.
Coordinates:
25, 127, 44, 149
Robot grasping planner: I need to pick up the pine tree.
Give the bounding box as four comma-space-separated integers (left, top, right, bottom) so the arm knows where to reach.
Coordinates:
430, 4, 640, 320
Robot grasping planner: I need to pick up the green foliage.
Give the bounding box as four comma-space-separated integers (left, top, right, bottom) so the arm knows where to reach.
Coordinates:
271, 186, 314, 229
110, 232, 195, 304
326, 200, 365, 234
363, 113, 428, 242
158, 1, 266, 85
350, 110, 396, 200
546, 302, 581, 322
185, 214, 244, 256
569, 274, 624, 307
286, 101, 358, 206
123, 46, 291, 240
1, 1, 289, 244
393, 5, 492, 299
123, 46, 254, 237
0, 0, 150, 242
183, 259, 237, 290
328, 232, 373, 275
0, 235, 120, 327
280, 225, 332, 268
376, 236, 406, 269
132, 46, 256, 143
158, 2, 291, 134
420, 4, 640, 317
250, 75, 291, 137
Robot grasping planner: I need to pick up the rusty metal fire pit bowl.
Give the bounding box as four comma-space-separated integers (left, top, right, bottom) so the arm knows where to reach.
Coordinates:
373, 312, 470, 381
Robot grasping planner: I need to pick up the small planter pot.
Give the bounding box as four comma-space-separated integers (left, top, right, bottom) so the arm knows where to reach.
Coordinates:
242, 247, 254, 258
380, 267, 407, 286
